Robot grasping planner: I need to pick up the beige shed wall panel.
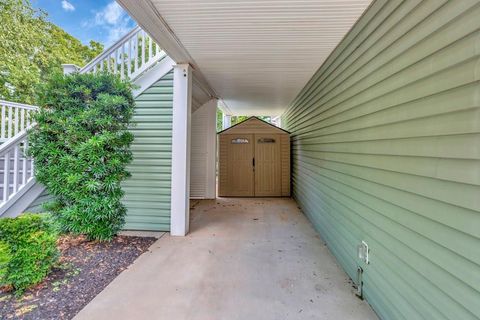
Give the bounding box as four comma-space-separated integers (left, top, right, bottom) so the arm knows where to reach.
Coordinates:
282, 1, 480, 319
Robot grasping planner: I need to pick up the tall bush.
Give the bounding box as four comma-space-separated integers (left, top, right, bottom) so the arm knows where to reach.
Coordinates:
28, 72, 134, 240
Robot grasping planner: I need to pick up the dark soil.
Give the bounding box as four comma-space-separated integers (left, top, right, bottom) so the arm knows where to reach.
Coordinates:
0, 235, 156, 320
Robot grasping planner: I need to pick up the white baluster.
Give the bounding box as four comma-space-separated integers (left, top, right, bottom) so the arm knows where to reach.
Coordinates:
7, 106, 12, 138
20, 109, 25, 132
12, 145, 19, 193
22, 142, 27, 185
3, 151, 10, 202
1, 105, 5, 140
148, 35, 153, 61
127, 39, 132, 78
114, 50, 118, 75
30, 159, 34, 180
141, 31, 146, 67
121, 45, 125, 79
14, 107, 19, 136
134, 32, 139, 73
27, 111, 31, 128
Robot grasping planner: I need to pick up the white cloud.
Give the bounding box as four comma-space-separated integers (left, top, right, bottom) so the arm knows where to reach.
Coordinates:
61, 0, 75, 12
95, 2, 124, 25
83, 1, 135, 46
104, 24, 131, 45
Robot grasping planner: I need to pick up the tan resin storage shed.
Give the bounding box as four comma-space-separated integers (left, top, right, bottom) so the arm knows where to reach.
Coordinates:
218, 117, 290, 197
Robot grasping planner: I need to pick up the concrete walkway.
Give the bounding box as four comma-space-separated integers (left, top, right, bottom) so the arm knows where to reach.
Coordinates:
75, 198, 377, 320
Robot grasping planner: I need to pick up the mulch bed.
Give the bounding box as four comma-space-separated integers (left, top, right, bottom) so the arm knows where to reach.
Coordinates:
0, 235, 157, 320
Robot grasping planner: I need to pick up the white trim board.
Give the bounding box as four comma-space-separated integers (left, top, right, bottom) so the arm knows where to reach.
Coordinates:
133, 56, 175, 98
0, 180, 45, 218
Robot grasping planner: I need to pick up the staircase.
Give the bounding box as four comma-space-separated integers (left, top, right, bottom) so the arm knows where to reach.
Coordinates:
0, 26, 171, 218
0, 100, 41, 217
79, 26, 168, 83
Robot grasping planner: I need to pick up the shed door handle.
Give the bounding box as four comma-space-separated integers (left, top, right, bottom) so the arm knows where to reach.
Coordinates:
252, 157, 255, 167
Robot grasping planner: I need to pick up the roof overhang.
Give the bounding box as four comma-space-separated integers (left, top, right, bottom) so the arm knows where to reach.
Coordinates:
117, 0, 372, 116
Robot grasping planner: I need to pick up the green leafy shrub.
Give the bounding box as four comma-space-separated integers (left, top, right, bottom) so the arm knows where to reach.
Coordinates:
28, 72, 134, 240
0, 240, 11, 283
0, 214, 59, 293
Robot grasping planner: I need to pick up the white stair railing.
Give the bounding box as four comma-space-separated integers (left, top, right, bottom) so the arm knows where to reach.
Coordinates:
0, 100, 37, 142
80, 26, 167, 81
0, 129, 35, 207
0, 100, 38, 213
0, 27, 167, 214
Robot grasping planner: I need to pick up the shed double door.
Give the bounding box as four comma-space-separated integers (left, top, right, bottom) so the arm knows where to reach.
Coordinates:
224, 133, 281, 196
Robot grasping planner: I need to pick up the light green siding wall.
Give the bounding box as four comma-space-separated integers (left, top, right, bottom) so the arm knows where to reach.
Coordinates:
25, 189, 52, 213
282, 1, 480, 319
122, 70, 173, 231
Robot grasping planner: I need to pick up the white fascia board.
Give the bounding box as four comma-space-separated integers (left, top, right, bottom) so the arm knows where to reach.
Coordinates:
133, 56, 175, 98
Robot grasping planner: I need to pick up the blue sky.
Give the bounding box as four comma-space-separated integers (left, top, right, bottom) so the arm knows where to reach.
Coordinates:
31, 0, 136, 47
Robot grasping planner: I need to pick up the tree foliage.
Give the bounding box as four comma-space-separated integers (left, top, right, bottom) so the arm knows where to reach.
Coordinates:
216, 109, 272, 132
28, 72, 134, 240
0, 0, 104, 104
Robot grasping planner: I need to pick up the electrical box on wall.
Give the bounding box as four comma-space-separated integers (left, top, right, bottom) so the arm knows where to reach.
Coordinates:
358, 241, 369, 264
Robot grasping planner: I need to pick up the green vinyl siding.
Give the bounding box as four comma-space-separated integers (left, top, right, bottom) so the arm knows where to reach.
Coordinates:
282, 1, 480, 319
25, 189, 52, 213
122, 70, 173, 231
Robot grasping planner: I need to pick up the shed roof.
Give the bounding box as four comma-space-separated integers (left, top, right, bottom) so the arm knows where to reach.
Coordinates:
218, 117, 290, 135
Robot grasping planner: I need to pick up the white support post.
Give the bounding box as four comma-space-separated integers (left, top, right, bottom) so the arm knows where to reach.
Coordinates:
205, 99, 218, 199
170, 64, 192, 236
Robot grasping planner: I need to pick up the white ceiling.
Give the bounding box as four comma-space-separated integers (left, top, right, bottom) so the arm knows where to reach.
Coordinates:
119, 0, 372, 115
